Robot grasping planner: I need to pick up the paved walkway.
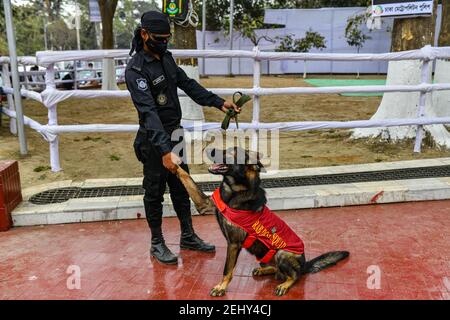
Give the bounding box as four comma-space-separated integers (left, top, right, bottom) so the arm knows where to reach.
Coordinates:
1, 200, 449, 300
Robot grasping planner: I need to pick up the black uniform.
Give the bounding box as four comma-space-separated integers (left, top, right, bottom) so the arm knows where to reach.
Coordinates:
125, 49, 224, 253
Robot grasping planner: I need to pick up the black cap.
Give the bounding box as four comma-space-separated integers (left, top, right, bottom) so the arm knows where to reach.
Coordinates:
141, 11, 170, 34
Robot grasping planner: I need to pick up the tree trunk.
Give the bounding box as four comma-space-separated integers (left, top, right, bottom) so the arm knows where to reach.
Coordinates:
98, 0, 119, 90
391, 6, 437, 52
352, 0, 450, 149
172, 2, 205, 125
439, 0, 450, 47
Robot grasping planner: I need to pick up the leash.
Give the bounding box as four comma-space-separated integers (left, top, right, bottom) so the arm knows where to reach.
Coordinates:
221, 92, 252, 130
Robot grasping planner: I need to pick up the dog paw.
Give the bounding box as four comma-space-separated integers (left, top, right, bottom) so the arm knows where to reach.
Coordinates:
253, 266, 276, 277
274, 284, 289, 296
252, 267, 264, 276
210, 286, 226, 297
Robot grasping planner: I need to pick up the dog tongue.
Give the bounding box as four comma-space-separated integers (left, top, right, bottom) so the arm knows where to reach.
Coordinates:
211, 164, 225, 171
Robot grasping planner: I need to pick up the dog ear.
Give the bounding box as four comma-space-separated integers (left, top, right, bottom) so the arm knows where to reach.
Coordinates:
257, 160, 266, 173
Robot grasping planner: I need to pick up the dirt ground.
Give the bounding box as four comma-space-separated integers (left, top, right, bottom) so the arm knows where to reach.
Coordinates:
2, 75, 450, 188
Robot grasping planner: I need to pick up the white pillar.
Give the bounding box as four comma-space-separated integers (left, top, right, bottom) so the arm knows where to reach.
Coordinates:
2, 62, 17, 134
45, 64, 61, 172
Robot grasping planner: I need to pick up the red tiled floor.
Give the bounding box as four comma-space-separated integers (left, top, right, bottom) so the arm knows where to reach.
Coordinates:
0, 200, 449, 300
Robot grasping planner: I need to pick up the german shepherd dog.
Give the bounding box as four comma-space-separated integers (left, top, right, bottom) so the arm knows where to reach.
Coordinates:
175, 147, 349, 296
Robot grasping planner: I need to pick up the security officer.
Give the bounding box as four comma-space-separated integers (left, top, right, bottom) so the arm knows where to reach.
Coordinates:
126, 11, 240, 265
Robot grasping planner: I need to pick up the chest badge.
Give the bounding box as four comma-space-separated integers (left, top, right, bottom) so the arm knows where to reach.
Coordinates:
153, 75, 165, 86
136, 78, 148, 91
157, 93, 168, 106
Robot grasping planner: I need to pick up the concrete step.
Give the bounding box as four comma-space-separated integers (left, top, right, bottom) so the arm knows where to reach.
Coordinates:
12, 157, 450, 227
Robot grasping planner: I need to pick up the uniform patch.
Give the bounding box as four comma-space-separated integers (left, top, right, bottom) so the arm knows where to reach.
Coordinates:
153, 75, 165, 86
157, 93, 168, 105
136, 78, 148, 91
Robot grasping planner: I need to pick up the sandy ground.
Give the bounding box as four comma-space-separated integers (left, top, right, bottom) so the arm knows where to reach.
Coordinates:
2, 75, 450, 188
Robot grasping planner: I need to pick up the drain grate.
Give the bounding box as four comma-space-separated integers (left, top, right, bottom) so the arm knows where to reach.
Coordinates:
29, 187, 81, 205
29, 165, 450, 205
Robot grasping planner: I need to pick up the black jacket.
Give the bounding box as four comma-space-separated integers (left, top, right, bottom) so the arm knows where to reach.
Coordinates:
125, 49, 225, 155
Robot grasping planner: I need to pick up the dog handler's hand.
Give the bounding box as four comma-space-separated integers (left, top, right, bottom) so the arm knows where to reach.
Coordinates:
221, 100, 241, 114
162, 152, 181, 174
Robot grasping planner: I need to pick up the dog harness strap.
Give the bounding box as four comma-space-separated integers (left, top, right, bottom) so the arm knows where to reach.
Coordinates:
211, 188, 227, 212
242, 235, 256, 249
260, 250, 277, 264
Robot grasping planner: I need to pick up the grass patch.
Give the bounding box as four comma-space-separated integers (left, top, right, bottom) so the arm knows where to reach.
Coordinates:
33, 165, 51, 172
109, 154, 120, 161
83, 136, 102, 142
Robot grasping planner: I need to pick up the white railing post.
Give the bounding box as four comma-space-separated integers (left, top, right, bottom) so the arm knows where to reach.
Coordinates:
45, 63, 61, 172
73, 60, 78, 90
303, 60, 307, 79
201, 0, 206, 76
22, 64, 29, 90
2, 62, 17, 134
413, 56, 431, 153
251, 46, 261, 151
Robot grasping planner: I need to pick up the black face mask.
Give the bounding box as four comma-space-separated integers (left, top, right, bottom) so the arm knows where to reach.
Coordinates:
146, 38, 168, 55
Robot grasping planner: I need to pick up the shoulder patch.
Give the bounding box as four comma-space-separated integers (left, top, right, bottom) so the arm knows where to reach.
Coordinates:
136, 78, 148, 91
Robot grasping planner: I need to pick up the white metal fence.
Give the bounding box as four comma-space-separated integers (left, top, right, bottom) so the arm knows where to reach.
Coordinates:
2, 46, 450, 172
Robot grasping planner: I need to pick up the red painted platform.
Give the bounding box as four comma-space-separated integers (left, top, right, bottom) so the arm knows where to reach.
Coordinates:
0, 200, 449, 300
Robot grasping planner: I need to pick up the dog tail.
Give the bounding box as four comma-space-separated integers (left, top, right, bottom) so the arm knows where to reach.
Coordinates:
303, 251, 349, 274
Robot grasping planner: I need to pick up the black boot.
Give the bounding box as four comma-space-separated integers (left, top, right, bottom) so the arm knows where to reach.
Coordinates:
150, 238, 178, 265
146, 205, 178, 265
180, 217, 216, 253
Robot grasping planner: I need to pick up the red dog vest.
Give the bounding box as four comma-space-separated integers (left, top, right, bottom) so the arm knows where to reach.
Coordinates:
211, 188, 304, 263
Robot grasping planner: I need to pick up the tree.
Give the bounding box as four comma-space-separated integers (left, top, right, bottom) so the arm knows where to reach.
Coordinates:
345, 12, 371, 78
98, 0, 119, 90
275, 30, 326, 79
114, 0, 136, 49
98, 0, 118, 50
0, 2, 46, 55
41, 0, 65, 22
351, 0, 450, 149
196, 0, 265, 32
390, 5, 437, 52
78, 0, 100, 50
239, 14, 274, 46
345, 13, 371, 54
199, 0, 371, 38
47, 19, 76, 51
114, 0, 159, 49
275, 30, 326, 53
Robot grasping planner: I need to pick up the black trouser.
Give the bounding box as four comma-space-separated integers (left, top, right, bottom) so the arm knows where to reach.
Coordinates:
133, 128, 192, 241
